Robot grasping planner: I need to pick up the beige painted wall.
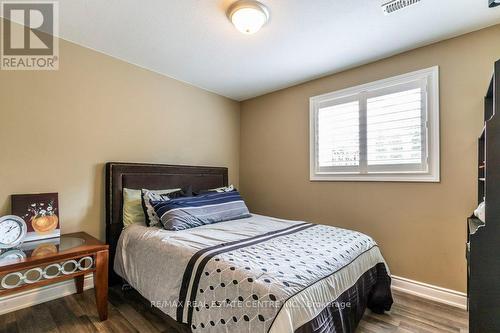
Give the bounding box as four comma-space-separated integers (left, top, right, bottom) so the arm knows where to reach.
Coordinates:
1, 21, 498, 293
240, 24, 500, 292
0, 37, 240, 241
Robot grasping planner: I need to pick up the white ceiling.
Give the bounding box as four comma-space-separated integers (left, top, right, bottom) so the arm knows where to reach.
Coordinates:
55, 0, 500, 101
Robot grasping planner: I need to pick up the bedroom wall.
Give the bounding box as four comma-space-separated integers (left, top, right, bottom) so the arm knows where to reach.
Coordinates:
240, 24, 500, 292
0, 36, 240, 241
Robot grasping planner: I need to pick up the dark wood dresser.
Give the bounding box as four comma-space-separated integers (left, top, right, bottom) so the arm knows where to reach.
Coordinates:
467, 59, 500, 332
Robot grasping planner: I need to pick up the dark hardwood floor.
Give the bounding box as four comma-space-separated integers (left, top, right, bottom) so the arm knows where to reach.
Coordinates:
0, 287, 468, 333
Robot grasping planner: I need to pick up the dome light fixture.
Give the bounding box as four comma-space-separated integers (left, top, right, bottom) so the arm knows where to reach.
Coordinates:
227, 0, 270, 35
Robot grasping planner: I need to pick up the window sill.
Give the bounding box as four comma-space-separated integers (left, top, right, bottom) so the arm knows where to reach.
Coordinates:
310, 173, 440, 182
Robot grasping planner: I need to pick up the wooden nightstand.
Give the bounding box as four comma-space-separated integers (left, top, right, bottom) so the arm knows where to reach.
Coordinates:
0, 232, 109, 320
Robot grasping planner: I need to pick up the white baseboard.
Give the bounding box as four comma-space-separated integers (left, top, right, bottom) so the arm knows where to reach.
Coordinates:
392, 275, 467, 310
0, 275, 94, 315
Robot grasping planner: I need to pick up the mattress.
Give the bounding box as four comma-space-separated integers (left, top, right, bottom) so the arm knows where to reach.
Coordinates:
114, 214, 393, 333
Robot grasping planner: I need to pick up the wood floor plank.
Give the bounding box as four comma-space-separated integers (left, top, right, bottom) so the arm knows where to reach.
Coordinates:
392, 307, 461, 332
46, 298, 91, 333
393, 291, 468, 320
110, 288, 189, 333
14, 307, 39, 333
30, 303, 60, 333
357, 291, 468, 333
361, 315, 399, 332
70, 293, 112, 333
64, 294, 88, 318
362, 310, 401, 328
356, 321, 386, 333
0, 312, 17, 333
107, 290, 161, 333
112, 305, 160, 333
76, 291, 137, 333
0, 286, 468, 333
62, 295, 101, 333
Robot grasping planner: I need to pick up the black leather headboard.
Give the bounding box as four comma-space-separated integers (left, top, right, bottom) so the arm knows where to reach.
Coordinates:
105, 162, 228, 284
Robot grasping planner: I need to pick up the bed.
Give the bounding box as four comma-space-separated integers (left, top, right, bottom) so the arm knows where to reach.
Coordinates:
106, 162, 393, 333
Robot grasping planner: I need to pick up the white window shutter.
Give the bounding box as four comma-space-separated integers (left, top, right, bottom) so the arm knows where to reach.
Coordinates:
310, 67, 439, 182
317, 101, 360, 168
366, 86, 426, 171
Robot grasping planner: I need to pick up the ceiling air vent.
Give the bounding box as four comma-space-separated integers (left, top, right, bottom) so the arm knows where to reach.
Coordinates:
382, 0, 421, 15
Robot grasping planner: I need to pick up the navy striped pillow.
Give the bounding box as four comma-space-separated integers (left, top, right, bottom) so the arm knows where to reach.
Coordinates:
151, 191, 251, 231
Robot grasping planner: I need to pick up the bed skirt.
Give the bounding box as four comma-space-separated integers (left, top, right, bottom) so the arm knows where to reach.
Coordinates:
294, 263, 392, 333
123, 263, 392, 333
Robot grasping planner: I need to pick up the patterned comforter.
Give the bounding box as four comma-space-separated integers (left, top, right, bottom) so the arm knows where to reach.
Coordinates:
114, 214, 393, 333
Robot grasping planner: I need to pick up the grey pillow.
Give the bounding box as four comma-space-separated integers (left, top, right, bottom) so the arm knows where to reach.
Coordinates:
152, 191, 251, 231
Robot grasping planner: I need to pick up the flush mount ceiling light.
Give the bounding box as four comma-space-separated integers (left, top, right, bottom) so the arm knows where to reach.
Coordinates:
227, 0, 269, 34
490, 0, 500, 8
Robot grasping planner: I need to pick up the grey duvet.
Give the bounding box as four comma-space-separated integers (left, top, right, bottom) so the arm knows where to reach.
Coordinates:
114, 214, 392, 333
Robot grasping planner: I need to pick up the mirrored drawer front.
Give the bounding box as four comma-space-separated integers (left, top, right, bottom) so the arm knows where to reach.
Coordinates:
0, 256, 94, 290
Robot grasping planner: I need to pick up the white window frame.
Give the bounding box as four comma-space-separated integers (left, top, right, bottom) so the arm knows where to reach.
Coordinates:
310, 66, 440, 182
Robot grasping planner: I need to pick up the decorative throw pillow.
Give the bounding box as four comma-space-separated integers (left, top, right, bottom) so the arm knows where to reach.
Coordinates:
151, 191, 251, 231
123, 189, 146, 228
141, 187, 193, 227
210, 184, 235, 192
195, 184, 235, 195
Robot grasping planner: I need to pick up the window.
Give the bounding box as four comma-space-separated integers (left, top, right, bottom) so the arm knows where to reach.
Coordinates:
310, 67, 439, 182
